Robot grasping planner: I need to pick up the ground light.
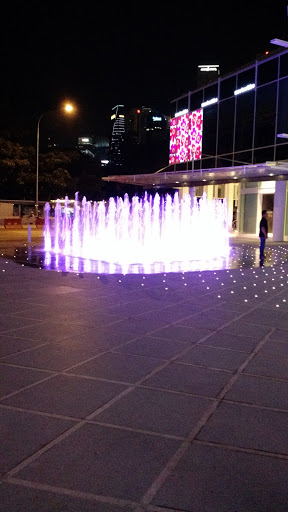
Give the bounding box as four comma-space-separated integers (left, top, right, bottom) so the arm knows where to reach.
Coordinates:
3, 245, 288, 312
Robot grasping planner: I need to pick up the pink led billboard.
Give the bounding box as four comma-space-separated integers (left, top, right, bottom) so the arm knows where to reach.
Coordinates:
169, 109, 203, 164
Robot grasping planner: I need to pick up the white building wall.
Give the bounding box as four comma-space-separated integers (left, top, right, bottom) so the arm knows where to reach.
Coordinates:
273, 181, 287, 241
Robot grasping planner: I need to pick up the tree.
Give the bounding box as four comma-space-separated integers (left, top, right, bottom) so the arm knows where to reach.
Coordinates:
37, 151, 78, 199
0, 137, 34, 198
0, 137, 77, 199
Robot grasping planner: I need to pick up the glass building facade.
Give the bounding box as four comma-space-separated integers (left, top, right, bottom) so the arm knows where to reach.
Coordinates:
171, 49, 288, 170
170, 49, 288, 239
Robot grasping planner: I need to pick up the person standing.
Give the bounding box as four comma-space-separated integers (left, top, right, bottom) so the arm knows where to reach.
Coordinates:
259, 210, 268, 260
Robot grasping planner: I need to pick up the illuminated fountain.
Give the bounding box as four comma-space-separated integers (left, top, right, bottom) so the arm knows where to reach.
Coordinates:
43, 192, 230, 274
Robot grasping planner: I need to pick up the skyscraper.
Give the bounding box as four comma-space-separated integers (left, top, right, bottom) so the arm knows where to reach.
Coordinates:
110, 105, 125, 168
126, 107, 170, 144
109, 104, 170, 173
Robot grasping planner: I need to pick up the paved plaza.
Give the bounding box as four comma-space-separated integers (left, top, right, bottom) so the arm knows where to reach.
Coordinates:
1, 230, 288, 511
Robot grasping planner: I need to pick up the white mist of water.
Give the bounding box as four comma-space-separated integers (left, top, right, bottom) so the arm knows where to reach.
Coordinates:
44, 192, 230, 266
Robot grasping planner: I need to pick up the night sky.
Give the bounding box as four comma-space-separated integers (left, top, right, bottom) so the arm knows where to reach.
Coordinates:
0, 0, 287, 139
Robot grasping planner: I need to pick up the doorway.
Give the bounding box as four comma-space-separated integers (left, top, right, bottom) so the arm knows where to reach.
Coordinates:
262, 194, 274, 234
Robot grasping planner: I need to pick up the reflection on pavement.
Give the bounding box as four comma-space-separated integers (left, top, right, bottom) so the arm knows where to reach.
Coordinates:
3, 243, 288, 274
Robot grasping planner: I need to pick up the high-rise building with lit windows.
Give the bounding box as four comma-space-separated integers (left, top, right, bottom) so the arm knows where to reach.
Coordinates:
110, 105, 125, 168
126, 106, 169, 144
109, 105, 170, 172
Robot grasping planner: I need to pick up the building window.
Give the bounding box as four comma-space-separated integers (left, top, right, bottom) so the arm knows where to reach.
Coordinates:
220, 76, 236, 100
237, 68, 255, 88
203, 83, 218, 102
235, 91, 255, 152
254, 83, 277, 149
280, 52, 288, 79
174, 97, 189, 116
202, 105, 217, 158
189, 91, 203, 111
257, 58, 279, 86
277, 77, 288, 135
218, 98, 235, 155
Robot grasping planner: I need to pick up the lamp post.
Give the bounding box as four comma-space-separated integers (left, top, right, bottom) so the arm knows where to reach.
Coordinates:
35, 102, 75, 217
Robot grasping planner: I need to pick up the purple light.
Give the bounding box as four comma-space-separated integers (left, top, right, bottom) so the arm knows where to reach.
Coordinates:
44, 192, 230, 273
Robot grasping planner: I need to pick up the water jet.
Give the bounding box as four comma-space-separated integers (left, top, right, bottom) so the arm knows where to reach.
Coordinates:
43, 192, 229, 274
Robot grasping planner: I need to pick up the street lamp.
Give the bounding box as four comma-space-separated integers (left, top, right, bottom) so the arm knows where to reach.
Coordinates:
35, 102, 75, 216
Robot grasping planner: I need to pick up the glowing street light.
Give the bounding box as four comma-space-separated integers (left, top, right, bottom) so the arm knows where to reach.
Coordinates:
64, 103, 74, 113
35, 102, 75, 216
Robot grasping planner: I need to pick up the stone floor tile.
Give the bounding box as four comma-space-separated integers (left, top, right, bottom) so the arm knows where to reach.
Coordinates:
11, 309, 62, 323
0, 315, 42, 334
197, 401, 288, 454
262, 297, 288, 310
56, 295, 128, 311
3, 321, 95, 343
112, 336, 188, 359
152, 324, 212, 343
0, 364, 50, 398
95, 387, 211, 436
176, 313, 229, 330
1, 343, 102, 372
0, 408, 73, 475
153, 443, 288, 511
243, 308, 288, 330
226, 374, 288, 410
143, 362, 231, 397
0, 301, 35, 315
115, 314, 172, 334
67, 352, 162, 383
176, 345, 248, 371
203, 307, 240, 321
53, 311, 123, 328
199, 331, 258, 352
0, 483, 127, 512
61, 326, 140, 350
2, 245, 288, 510
214, 301, 252, 312
260, 340, 288, 357
185, 295, 226, 308
106, 299, 163, 317
0, 335, 48, 358
269, 329, 288, 342
159, 302, 204, 321
1, 374, 127, 418
209, 289, 261, 304
15, 423, 180, 501
243, 353, 288, 380
221, 321, 271, 340
178, 307, 240, 328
